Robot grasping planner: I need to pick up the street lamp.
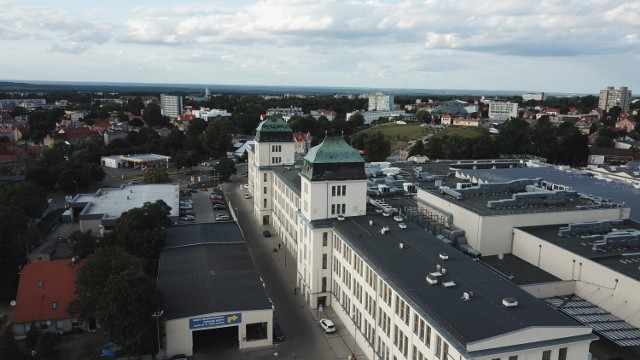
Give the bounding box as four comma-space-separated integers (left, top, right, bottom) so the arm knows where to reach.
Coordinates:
152, 310, 164, 360
72, 180, 78, 195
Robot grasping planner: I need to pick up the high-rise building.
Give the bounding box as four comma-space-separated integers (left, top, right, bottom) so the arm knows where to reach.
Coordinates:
160, 94, 183, 119
599, 86, 632, 111
488, 101, 518, 120
368, 93, 394, 111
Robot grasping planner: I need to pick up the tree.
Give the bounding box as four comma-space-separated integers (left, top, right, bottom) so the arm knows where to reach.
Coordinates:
0, 328, 22, 360
96, 270, 162, 355
363, 132, 390, 162
142, 103, 169, 127
347, 113, 365, 132
415, 109, 431, 124
105, 200, 171, 273
202, 118, 235, 158
143, 167, 171, 184
69, 230, 101, 258
174, 150, 199, 170
213, 157, 237, 182
68, 246, 143, 321
0, 182, 48, 220
496, 118, 531, 155
409, 140, 426, 156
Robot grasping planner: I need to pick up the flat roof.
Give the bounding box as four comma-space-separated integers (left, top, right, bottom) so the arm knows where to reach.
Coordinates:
331, 211, 584, 348
76, 184, 179, 219
159, 223, 272, 321
456, 166, 640, 221
481, 254, 561, 286
518, 221, 640, 281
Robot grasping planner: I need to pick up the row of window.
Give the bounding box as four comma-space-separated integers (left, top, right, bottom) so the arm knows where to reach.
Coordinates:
331, 203, 346, 215
331, 185, 347, 196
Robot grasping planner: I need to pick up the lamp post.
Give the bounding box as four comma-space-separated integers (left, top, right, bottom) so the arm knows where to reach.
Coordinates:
152, 310, 164, 360
351, 311, 357, 360
72, 180, 78, 196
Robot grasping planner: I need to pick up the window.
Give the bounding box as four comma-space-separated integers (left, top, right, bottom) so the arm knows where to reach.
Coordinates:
558, 348, 567, 360
542, 351, 551, 360
322, 254, 328, 269
264, 173, 267, 182
425, 325, 431, 347
51, 302, 57, 309
40, 322, 48, 330
264, 186, 267, 194
37, 280, 43, 288
509, 356, 518, 360
263, 199, 267, 208
322, 232, 328, 246
435, 335, 442, 359
322, 277, 327, 292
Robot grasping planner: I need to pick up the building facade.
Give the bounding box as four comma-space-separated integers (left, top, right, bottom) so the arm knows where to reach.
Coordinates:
368, 93, 394, 111
488, 102, 518, 120
599, 86, 632, 111
247, 119, 596, 360
522, 92, 545, 102
160, 94, 183, 119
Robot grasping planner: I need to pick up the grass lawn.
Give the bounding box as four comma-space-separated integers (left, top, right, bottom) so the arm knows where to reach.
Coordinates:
359, 123, 438, 151
431, 126, 487, 139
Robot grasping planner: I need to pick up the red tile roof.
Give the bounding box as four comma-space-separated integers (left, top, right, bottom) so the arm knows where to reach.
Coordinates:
178, 114, 197, 121
293, 133, 308, 142
12, 259, 84, 324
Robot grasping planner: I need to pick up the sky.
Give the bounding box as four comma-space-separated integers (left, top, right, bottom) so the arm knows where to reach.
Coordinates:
0, 0, 639, 94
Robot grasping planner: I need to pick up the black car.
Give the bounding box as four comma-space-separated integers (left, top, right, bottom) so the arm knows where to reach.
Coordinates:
213, 204, 226, 210
263, 230, 271, 237
273, 323, 285, 342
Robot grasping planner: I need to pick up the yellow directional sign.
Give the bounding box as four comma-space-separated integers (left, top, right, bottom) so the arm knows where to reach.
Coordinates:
189, 313, 242, 329
227, 314, 239, 323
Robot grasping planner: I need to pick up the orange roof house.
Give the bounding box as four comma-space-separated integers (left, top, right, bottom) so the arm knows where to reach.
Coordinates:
11, 259, 85, 338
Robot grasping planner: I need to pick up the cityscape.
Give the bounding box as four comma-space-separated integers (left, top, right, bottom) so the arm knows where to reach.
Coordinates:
2, 1, 640, 360
0, 82, 639, 360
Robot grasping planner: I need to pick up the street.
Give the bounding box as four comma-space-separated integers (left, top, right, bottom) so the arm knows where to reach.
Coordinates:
200, 175, 365, 360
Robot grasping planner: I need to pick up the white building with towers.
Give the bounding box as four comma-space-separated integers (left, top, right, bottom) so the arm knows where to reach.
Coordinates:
246, 115, 596, 360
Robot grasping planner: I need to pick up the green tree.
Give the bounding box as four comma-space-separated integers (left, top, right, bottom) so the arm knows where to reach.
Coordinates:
347, 113, 365, 132
212, 157, 237, 182
0, 182, 48, 220
35, 332, 63, 359
415, 109, 432, 124
409, 140, 426, 156
496, 118, 531, 155
105, 200, 171, 273
425, 137, 445, 159
202, 118, 235, 158
68, 246, 143, 321
363, 132, 390, 162
143, 167, 171, 184
0, 328, 23, 360
96, 270, 162, 355
174, 150, 199, 170
69, 230, 101, 258
142, 103, 169, 127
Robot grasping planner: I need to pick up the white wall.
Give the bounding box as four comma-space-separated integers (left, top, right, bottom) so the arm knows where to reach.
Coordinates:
301, 178, 367, 221
165, 309, 273, 356
513, 228, 640, 328
255, 141, 295, 166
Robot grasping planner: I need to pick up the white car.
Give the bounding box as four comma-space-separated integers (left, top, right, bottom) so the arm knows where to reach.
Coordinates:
319, 319, 335, 333
215, 214, 230, 221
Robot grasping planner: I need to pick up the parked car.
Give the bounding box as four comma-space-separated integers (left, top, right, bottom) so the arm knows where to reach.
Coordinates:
244, 193, 251, 199
180, 215, 195, 222
263, 230, 271, 238
273, 323, 285, 342
215, 214, 230, 221
180, 209, 195, 216
211, 200, 225, 205
319, 319, 335, 333
210, 193, 223, 199
242, 184, 249, 189
171, 355, 188, 360
212, 204, 226, 210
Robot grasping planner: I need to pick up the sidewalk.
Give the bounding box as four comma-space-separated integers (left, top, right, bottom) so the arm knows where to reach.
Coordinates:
267, 228, 368, 360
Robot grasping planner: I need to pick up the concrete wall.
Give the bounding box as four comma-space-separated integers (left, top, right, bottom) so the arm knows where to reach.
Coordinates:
418, 189, 630, 256
166, 309, 273, 356
513, 228, 640, 329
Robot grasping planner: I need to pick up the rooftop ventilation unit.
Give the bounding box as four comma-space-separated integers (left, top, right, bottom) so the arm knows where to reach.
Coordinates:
398, 223, 407, 229
337, 215, 345, 221
439, 253, 449, 260
442, 281, 456, 288
399, 243, 405, 249
380, 226, 390, 235
462, 291, 473, 301
426, 275, 438, 285
436, 264, 442, 271
441, 268, 447, 275
394, 215, 403, 222
126, 195, 129, 200
369, 220, 374, 226
502, 297, 518, 307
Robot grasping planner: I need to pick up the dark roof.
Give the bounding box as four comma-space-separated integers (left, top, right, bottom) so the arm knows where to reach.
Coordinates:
332, 213, 584, 348
481, 254, 561, 285
255, 115, 293, 143
456, 167, 640, 221
159, 223, 272, 320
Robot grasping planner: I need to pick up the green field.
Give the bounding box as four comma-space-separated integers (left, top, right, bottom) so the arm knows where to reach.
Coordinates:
431, 126, 488, 139
358, 123, 438, 150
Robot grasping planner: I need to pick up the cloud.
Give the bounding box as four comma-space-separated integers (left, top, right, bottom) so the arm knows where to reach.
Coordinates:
45, 43, 91, 54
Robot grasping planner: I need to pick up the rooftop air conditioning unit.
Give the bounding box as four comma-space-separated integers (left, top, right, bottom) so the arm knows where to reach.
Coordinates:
502, 297, 518, 307
439, 253, 449, 260
399, 243, 405, 249
442, 281, 456, 288
337, 215, 345, 221
398, 223, 407, 229
462, 291, 473, 301
441, 268, 447, 275
369, 220, 374, 226
426, 275, 438, 285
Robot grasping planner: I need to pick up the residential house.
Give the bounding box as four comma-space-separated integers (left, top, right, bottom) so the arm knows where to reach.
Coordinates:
440, 113, 452, 126
615, 112, 636, 133
12, 259, 86, 338
452, 118, 481, 127
293, 132, 312, 154
310, 109, 337, 121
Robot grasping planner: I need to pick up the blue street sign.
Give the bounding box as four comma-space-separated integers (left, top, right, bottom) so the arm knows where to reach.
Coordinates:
189, 313, 242, 330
